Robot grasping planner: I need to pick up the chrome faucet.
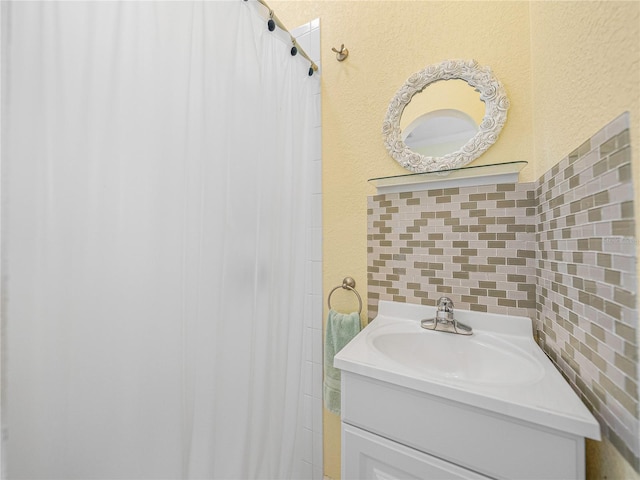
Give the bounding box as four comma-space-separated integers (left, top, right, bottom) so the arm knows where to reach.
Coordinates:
421, 297, 472, 335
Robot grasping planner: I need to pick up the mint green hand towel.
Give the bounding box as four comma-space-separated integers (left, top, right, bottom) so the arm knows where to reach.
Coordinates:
323, 309, 361, 416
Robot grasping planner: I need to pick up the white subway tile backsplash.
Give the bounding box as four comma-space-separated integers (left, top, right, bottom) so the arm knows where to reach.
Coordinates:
306, 42, 320, 68
303, 361, 313, 396
303, 394, 313, 430
312, 395, 323, 433
298, 461, 313, 480
312, 362, 322, 399
312, 466, 323, 480
292, 17, 322, 477
311, 194, 322, 228
312, 161, 322, 194
305, 260, 314, 295
290, 23, 310, 38
312, 261, 322, 295
311, 125, 322, 158
301, 428, 313, 464
312, 431, 322, 467
312, 294, 323, 326
304, 326, 312, 359
312, 327, 323, 365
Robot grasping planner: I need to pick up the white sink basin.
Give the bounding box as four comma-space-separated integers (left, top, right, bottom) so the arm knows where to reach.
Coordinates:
334, 300, 601, 440
368, 324, 544, 386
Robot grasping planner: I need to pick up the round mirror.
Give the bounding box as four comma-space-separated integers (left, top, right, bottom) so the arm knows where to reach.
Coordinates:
382, 59, 509, 173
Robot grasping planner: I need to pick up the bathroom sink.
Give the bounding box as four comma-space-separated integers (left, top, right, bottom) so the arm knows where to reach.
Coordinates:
334, 300, 601, 440
337, 301, 601, 480
367, 325, 544, 386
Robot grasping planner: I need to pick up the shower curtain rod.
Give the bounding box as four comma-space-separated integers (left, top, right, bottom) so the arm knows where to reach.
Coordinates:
249, 0, 319, 73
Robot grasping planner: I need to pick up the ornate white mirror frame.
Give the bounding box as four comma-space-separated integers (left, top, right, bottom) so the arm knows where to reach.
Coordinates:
382, 59, 510, 173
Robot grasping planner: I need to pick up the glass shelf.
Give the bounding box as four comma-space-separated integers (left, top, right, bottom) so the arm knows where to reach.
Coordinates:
369, 161, 528, 194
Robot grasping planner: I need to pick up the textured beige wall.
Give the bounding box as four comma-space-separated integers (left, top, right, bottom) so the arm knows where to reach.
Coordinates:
272, 1, 638, 479
529, 1, 639, 181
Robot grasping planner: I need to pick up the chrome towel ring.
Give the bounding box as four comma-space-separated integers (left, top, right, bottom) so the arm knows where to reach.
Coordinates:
327, 277, 362, 315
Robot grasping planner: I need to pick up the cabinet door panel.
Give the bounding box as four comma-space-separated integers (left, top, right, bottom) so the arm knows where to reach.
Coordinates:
343, 424, 489, 480
342, 372, 583, 479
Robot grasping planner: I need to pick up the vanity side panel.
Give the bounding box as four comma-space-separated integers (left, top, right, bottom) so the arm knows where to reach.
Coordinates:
342, 372, 583, 480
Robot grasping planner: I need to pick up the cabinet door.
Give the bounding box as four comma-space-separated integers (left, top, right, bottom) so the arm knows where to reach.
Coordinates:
342, 424, 489, 480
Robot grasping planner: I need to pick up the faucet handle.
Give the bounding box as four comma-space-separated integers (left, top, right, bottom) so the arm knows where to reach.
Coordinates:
437, 296, 454, 311
436, 296, 454, 321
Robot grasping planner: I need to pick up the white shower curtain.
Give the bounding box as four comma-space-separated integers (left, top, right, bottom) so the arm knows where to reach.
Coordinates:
2, 1, 318, 478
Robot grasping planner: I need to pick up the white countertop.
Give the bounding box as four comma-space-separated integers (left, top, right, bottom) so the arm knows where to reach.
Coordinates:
334, 300, 601, 440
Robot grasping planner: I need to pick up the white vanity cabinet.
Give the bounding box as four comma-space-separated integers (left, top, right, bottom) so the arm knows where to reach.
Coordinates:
334, 301, 601, 480
341, 372, 586, 480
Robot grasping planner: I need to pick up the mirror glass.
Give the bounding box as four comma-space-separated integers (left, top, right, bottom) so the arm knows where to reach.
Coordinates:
400, 80, 484, 158
402, 109, 478, 157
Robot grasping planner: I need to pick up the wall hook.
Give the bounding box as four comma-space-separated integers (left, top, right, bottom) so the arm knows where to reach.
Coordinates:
331, 44, 349, 62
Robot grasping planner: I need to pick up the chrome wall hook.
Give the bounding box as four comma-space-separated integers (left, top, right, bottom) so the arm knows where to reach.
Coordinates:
331, 44, 349, 62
